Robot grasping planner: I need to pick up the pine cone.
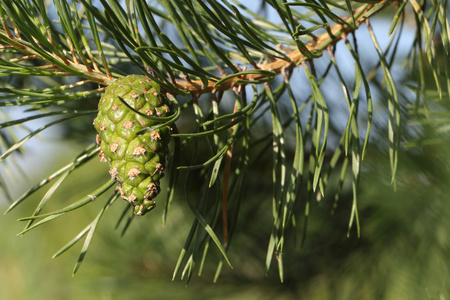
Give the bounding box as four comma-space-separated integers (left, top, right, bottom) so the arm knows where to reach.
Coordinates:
93, 75, 172, 215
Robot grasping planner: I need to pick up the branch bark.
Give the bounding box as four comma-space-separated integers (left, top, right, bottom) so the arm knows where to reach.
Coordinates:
174, 2, 389, 94
0, 2, 390, 93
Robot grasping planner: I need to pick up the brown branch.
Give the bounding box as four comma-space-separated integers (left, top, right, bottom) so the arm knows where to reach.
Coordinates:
174, 3, 388, 94
221, 95, 240, 247
0, 29, 114, 85
0, 2, 389, 92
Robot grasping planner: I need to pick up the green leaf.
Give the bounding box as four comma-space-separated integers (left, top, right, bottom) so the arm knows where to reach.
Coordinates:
17, 180, 115, 221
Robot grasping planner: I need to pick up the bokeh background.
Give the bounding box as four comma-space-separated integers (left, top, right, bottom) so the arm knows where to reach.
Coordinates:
2, 125, 450, 300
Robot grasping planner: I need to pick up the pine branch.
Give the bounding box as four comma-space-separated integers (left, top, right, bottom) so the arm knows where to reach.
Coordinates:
0, 26, 113, 85
174, 2, 387, 94
0, 1, 389, 93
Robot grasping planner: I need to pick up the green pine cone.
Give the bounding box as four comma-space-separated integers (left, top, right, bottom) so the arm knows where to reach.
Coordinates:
93, 75, 172, 215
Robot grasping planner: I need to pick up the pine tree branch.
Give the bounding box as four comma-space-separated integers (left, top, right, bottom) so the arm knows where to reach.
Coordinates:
1, 1, 390, 94
0, 28, 114, 85
174, 2, 389, 94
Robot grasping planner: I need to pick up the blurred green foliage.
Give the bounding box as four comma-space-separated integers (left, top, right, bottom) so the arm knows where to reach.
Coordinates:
2, 124, 450, 299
